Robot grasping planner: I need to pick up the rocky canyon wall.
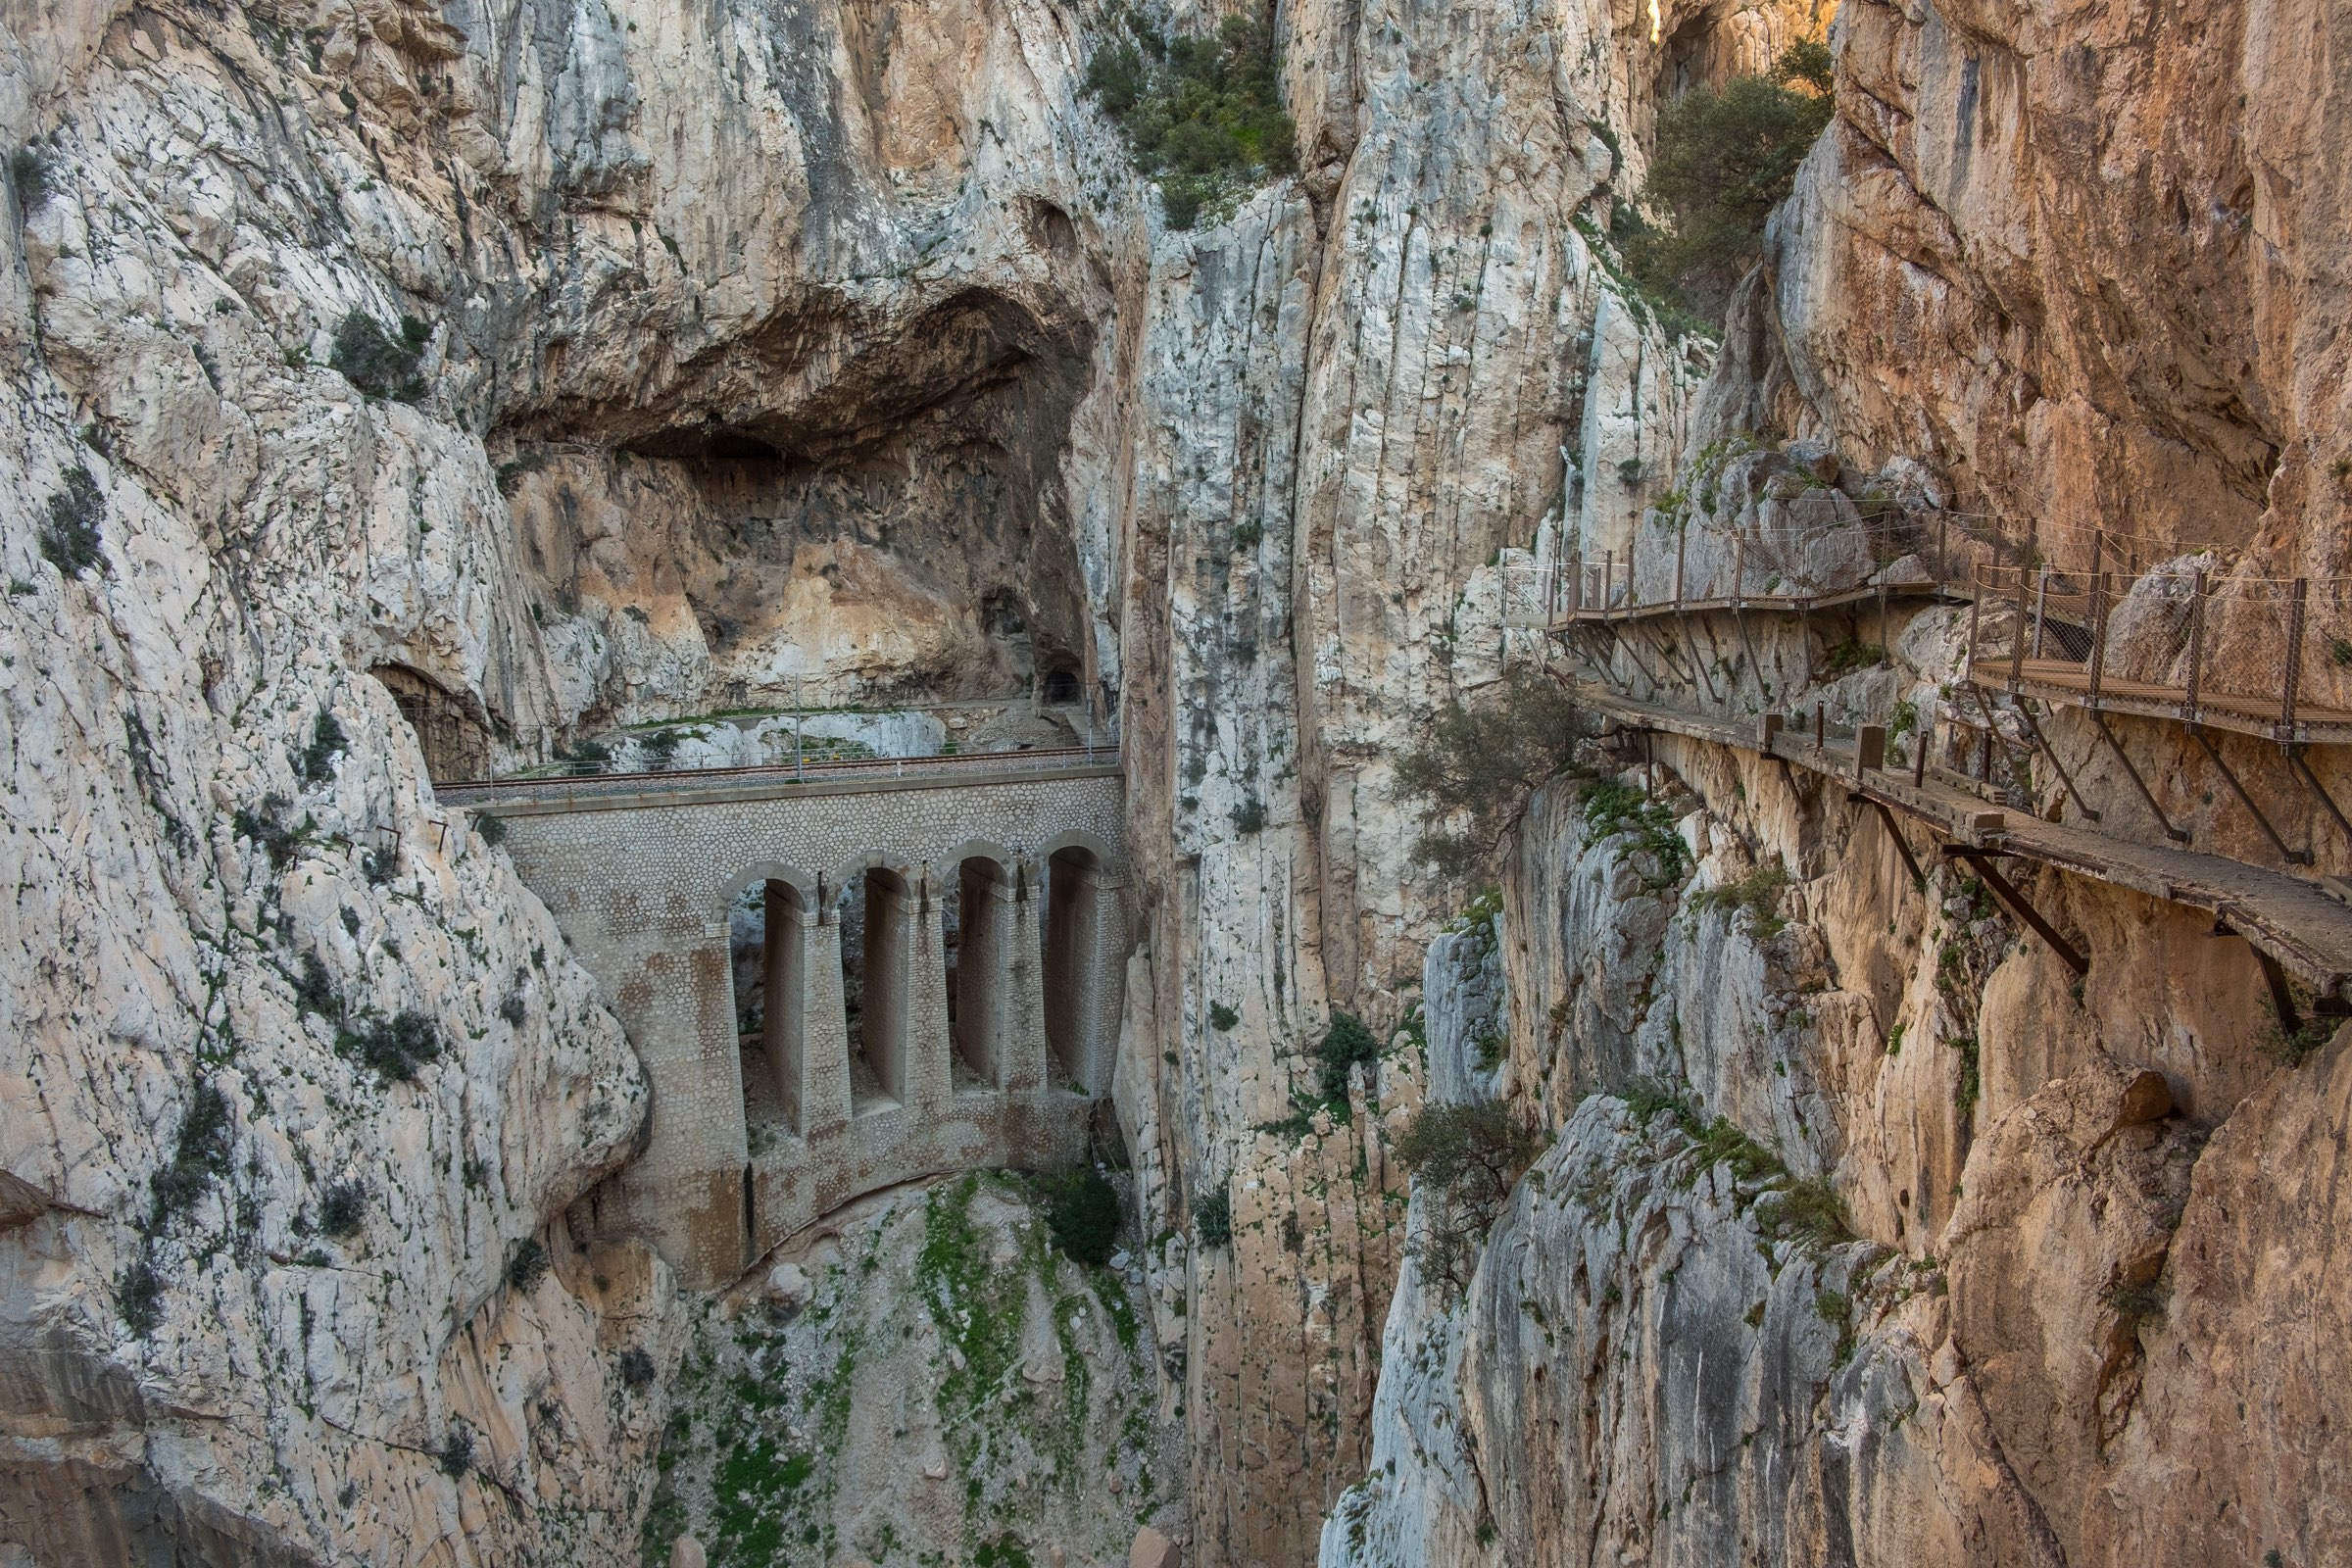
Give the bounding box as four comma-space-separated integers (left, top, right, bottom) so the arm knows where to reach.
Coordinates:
1321, 0, 2352, 1560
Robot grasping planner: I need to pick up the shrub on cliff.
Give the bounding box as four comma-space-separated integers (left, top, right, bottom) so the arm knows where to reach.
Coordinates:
1396, 670, 1588, 874
39, 466, 104, 576
1396, 1102, 1541, 1295
1191, 1185, 1232, 1248
329, 310, 428, 403
338, 1009, 444, 1083
1045, 1166, 1121, 1264
1618, 39, 1836, 323
1084, 0, 1298, 229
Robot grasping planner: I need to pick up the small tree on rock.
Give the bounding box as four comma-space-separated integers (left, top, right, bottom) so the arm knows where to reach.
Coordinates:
1395, 1101, 1542, 1297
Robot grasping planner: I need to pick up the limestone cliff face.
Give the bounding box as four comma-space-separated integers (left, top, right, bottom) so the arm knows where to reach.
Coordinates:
1318, 0, 2352, 1556
0, 0, 1129, 1556
1327, 726, 2348, 1566
1705, 0, 2352, 575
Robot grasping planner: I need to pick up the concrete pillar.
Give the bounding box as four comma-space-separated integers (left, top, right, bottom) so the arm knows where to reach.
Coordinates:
861, 868, 913, 1108
804, 887, 852, 1135
760, 881, 805, 1134
953, 859, 1016, 1089
1004, 856, 1050, 1094
907, 869, 953, 1112
615, 929, 751, 1288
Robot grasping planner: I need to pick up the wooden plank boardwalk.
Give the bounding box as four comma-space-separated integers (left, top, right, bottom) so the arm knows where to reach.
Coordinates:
1986, 659, 2352, 745
1569, 683, 2352, 1003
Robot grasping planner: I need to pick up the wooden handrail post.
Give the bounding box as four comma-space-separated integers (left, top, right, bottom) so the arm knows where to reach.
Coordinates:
1966, 589, 1983, 682
2282, 577, 2308, 738
2183, 568, 2209, 722
1734, 536, 1746, 608
1604, 549, 1615, 612
2032, 564, 2050, 658
1673, 524, 1687, 610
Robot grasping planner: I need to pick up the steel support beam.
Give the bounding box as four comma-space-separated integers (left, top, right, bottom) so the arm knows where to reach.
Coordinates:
2085, 710, 2189, 842
1943, 847, 2089, 976
2188, 725, 2313, 866
1850, 792, 1926, 888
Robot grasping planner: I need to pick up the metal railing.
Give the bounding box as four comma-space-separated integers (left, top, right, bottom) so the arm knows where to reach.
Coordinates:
411, 710, 1122, 793
1963, 561, 2352, 743
1501, 512, 2018, 628
433, 742, 1122, 804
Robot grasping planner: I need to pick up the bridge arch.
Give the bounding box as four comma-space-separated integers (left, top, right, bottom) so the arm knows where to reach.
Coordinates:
1040, 837, 1121, 1095
722, 866, 824, 1141
938, 842, 1021, 1093
464, 763, 1126, 1287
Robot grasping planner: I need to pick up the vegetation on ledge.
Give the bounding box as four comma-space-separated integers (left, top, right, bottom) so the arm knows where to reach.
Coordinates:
1612, 38, 1836, 327
1084, 0, 1297, 229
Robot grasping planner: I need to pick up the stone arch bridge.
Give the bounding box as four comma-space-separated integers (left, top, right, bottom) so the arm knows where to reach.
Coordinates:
443, 755, 1126, 1289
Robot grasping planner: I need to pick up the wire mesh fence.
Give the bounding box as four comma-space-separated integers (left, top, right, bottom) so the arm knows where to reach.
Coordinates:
1501, 511, 2024, 627
1962, 564, 2352, 740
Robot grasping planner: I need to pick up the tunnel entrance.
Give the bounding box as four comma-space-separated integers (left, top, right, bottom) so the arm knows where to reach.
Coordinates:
370, 664, 492, 782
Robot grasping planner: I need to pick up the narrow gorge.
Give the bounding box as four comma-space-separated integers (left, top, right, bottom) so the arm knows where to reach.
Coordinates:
2, 0, 2346, 1564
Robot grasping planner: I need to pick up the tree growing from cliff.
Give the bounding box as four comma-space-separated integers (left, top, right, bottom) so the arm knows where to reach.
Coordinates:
1084, 0, 1298, 229
1395, 670, 1589, 875
1617, 38, 1837, 324
1396, 1102, 1542, 1297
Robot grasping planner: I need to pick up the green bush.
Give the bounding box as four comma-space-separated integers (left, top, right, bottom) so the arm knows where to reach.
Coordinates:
318, 1180, 368, 1238
1690, 860, 1791, 939
1395, 1101, 1541, 1294
1396, 671, 1589, 874
1579, 777, 1692, 887
119, 1256, 164, 1337
298, 709, 347, 784
1192, 1185, 1232, 1248
329, 310, 428, 402
1208, 1001, 1239, 1031
1315, 1011, 1379, 1106
1620, 40, 1835, 324
438, 1426, 473, 1478
9, 143, 53, 209
506, 1237, 550, 1293
1045, 1166, 1121, 1264
293, 952, 342, 1020
1085, 1, 1297, 229
475, 811, 508, 848
340, 1010, 444, 1083
150, 1080, 233, 1221
1754, 1175, 1852, 1252
639, 729, 682, 771
39, 466, 104, 575
619, 1346, 658, 1388
1232, 797, 1266, 834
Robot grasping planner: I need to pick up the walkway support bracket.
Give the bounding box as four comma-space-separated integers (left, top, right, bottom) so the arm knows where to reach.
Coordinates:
2188, 725, 2313, 866
2284, 744, 2352, 851
1850, 792, 1927, 888
2013, 700, 2101, 823
2086, 710, 2190, 843
1943, 847, 2089, 976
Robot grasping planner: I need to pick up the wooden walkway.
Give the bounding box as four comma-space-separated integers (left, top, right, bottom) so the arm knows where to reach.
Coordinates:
1570, 683, 2352, 1004
1982, 659, 2352, 745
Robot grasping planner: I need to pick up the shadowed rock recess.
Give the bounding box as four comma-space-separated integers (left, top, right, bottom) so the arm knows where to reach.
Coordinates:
4, 0, 2348, 1563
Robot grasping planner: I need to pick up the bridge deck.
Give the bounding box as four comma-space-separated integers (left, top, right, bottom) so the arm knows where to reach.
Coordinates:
435, 747, 1120, 815
1572, 683, 2352, 1001
1973, 659, 2352, 744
